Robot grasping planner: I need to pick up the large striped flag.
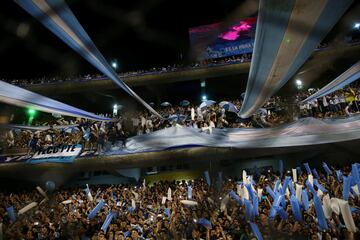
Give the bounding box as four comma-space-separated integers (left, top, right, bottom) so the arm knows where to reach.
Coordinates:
239, 0, 353, 118
15, 0, 161, 118
303, 61, 360, 103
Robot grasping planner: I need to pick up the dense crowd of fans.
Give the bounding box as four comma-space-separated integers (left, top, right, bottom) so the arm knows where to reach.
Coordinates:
0, 95, 288, 152
297, 86, 360, 118
1, 162, 359, 239
1, 84, 360, 152
2, 14, 360, 240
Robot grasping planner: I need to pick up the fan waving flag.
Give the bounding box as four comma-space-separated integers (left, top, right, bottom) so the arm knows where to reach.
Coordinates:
6, 206, 16, 222
198, 218, 212, 229
84, 184, 93, 201
15, 0, 161, 118
249, 222, 263, 240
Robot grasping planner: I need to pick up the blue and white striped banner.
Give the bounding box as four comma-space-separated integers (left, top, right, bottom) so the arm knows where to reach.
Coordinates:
0, 81, 111, 121
239, 0, 353, 118
15, 0, 161, 118
303, 61, 360, 102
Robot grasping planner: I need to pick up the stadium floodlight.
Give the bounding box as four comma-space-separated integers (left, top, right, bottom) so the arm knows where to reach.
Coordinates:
295, 79, 303, 90
111, 61, 118, 69
27, 108, 36, 116
202, 95, 207, 101
113, 104, 118, 117
354, 23, 360, 30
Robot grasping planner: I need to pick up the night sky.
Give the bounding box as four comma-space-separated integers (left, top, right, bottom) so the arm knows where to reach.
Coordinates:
0, 0, 252, 80
0, 0, 359, 118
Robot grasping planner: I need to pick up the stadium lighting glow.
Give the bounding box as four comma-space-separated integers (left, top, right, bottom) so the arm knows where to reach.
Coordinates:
295, 79, 303, 90
354, 23, 360, 29
27, 108, 36, 125
202, 95, 207, 101
111, 61, 118, 69
27, 108, 36, 116
113, 104, 118, 116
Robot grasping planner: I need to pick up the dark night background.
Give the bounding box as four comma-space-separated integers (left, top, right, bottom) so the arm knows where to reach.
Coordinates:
0, 0, 252, 80
0, 0, 358, 83
0, 0, 359, 121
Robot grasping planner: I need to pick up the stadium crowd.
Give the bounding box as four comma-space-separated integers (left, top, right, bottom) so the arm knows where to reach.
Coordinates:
297, 86, 360, 119
1, 84, 360, 152
4, 37, 358, 87
2, 54, 252, 87
1, 162, 359, 239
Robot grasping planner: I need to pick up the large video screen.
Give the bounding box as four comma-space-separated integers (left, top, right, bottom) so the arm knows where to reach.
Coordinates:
189, 17, 256, 60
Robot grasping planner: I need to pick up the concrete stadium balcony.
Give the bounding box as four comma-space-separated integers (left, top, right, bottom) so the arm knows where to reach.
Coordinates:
25, 62, 251, 94
1, 138, 360, 185
23, 42, 360, 95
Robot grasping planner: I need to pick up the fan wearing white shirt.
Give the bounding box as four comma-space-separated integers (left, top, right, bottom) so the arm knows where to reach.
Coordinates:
322, 96, 329, 113
339, 92, 346, 110
333, 94, 341, 112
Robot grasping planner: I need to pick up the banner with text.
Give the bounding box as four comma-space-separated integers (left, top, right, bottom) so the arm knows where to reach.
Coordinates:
189, 17, 256, 60
27, 144, 83, 164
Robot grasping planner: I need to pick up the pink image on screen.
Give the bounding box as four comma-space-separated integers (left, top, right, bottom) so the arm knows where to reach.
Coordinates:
219, 21, 252, 41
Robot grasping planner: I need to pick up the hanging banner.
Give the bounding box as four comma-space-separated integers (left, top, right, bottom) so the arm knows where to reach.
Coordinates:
0, 81, 111, 121
15, 0, 161, 118
27, 144, 82, 164
239, 0, 353, 118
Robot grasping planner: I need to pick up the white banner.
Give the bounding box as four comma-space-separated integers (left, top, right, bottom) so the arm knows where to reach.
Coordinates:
27, 144, 82, 164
